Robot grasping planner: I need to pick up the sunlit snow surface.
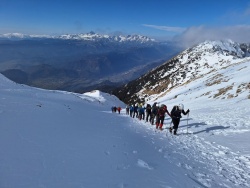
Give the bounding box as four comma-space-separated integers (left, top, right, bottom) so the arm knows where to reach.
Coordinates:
0, 72, 249, 188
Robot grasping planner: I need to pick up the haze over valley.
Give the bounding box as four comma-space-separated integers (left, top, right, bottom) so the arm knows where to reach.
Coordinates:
0, 32, 180, 93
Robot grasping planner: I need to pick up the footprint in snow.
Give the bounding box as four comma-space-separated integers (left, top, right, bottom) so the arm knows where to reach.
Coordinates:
137, 159, 153, 170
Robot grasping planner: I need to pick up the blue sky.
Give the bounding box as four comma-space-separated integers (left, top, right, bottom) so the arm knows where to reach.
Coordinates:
1, 0, 250, 43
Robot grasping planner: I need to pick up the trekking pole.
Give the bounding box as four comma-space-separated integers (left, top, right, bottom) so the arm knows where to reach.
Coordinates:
186, 112, 189, 134
166, 120, 172, 137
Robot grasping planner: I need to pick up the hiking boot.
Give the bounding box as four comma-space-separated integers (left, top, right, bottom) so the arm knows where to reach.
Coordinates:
174, 131, 177, 135
169, 127, 172, 133
156, 122, 159, 129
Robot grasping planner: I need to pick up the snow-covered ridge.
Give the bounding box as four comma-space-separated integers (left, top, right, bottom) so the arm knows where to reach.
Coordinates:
0, 32, 155, 43
191, 40, 247, 58
142, 40, 250, 100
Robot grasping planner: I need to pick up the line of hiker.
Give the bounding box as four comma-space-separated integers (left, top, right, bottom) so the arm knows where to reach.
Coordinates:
124, 102, 190, 135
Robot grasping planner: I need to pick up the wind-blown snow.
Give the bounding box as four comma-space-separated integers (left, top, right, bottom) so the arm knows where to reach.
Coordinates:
0, 70, 249, 188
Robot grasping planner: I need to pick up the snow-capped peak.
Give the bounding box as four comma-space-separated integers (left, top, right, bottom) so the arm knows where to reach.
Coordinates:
58, 31, 109, 40
192, 39, 245, 58
0, 32, 155, 43
58, 32, 155, 43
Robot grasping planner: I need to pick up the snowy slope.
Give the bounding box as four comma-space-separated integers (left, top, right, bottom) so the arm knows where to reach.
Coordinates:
141, 40, 249, 99
1, 73, 250, 188
114, 40, 249, 104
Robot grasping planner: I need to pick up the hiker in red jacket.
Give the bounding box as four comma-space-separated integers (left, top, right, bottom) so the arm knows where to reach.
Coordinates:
117, 106, 121, 114
156, 104, 171, 130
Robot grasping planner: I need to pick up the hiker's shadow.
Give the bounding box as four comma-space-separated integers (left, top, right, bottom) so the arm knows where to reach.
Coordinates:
192, 125, 230, 135
179, 124, 230, 135
178, 120, 230, 135
179, 120, 204, 128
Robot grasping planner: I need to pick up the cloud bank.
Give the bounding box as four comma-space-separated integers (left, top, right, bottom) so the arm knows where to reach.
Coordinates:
173, 25, 250, 48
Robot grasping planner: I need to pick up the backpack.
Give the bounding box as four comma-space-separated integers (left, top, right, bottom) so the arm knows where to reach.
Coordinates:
158, 107, 166, 117
146, 104, 151, 112
152, 106, 158, 115
171, 105, 182, 118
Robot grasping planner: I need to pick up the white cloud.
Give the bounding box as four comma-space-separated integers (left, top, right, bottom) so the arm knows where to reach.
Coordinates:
173, 25, 250, 48
142, 24, 186, 33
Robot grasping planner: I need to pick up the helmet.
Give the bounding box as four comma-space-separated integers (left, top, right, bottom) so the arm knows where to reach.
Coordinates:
178, 103, 184, 110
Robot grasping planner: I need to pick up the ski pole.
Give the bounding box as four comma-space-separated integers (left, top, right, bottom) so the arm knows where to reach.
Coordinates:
186, 112, 189, 134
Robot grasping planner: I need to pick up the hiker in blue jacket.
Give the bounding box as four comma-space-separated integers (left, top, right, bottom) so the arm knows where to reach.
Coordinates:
129, 105, 134, 117
138, 104, 145, 120
133, 104, 138, 118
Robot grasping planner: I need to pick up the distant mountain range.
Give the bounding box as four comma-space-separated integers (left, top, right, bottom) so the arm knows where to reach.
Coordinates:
113, 39, 250, 104
0, 31, 155, 43
0, 32, 181, 93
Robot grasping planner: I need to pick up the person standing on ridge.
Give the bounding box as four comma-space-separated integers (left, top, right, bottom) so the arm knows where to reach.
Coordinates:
170, 104, 190, 135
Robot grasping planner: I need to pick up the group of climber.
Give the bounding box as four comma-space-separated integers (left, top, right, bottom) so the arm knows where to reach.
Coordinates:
125, 102, 190, 135
111, 106, 122, 114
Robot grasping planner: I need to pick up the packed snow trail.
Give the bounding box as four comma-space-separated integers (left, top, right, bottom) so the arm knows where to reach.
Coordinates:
121, 110, 250, 188
0, 78, 212, 188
